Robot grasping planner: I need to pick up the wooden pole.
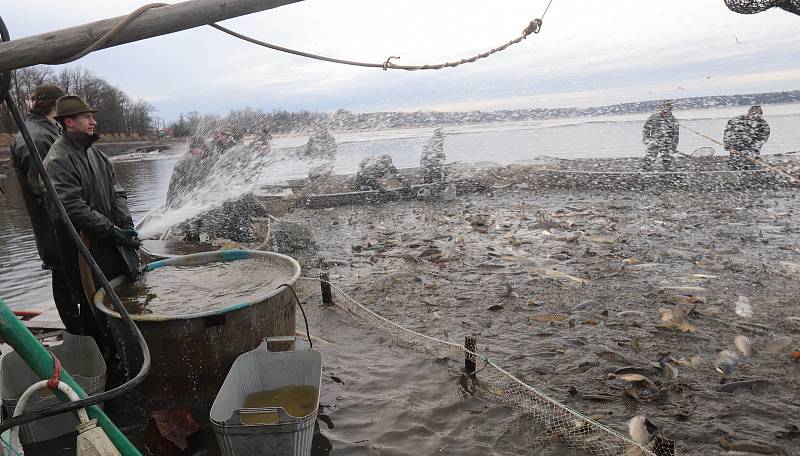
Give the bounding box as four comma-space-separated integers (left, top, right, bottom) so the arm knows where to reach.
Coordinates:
320, 272, 333, 306
0, 0, 302, 72
464, 335, 477, 375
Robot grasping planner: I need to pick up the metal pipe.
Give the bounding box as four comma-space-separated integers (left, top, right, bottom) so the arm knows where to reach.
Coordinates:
0, 300, 142, 456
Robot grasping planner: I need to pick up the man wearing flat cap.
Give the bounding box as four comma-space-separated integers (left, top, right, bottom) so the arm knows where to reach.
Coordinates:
43, 94, 140, 343
10, 84, 81, 332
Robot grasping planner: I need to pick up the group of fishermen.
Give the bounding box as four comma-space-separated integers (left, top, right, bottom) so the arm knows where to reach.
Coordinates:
352, 127, 448, 191
11, 85, 140, 353
642, 100, 771, 171
292, 122, 448, 191
165, 124, 266, 243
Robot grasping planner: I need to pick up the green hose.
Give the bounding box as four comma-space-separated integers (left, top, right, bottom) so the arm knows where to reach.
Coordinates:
0, 300, 142, 456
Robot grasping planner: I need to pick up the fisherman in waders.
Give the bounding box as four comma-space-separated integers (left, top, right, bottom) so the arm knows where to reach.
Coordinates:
301, 124, 337, 179
10, 84, 81, 332
168, 125, 239, 241
353, 154, 405, 191
642, 101, 679, 172
43, 95, 140, 351
420, 127, 447, 184
166, 135, 213, 209
724, 105, 770, 170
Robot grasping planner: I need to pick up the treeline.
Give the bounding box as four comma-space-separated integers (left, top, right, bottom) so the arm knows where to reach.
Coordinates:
168, 89, 800, 137
0, 66, 155, 136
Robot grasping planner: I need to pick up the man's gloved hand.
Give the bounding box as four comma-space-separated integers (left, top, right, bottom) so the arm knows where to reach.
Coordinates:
110, 226, 142, 249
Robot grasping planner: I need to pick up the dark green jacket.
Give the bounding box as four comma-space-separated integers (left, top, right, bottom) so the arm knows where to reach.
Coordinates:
10, 112, 62, 268
43, 132, 133, 238
44, 132, 136, 279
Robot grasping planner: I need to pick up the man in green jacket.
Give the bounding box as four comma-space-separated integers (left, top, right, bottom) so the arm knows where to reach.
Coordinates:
43, 95, 140, 341
10, 84, 80, 331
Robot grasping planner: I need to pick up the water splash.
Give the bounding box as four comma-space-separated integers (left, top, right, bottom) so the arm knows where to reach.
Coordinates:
138, 139, 273, 238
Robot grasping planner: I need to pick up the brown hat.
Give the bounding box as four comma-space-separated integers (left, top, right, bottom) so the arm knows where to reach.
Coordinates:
218, 125, 235, 136
54, 95, 98, 119
31, 84, 65, 102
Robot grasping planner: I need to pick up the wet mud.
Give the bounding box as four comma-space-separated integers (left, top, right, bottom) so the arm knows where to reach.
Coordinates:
280, 180, 800, 455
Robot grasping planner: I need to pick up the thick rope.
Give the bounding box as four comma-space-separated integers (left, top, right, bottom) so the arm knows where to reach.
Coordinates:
49, 1, 553, 72
55, 3, 169, 64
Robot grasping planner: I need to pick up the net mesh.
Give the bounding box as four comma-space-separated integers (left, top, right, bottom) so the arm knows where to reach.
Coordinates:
295, 277, 661, 456
724, 0, 800, 14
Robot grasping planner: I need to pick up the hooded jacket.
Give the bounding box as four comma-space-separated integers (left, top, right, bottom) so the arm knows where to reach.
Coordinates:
11, 112, 62, 268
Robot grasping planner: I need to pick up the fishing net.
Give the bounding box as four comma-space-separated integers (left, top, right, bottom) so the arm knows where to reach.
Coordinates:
724, 0, 800, 14
294, 277, 662, 456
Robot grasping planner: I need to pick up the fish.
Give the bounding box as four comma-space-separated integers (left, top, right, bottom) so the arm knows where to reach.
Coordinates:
596, 348, 637, 365
583, 234, 616, 244
734, 335, 752, 357
719, 436, 785, 455
619, 374, 657, 388
627, 415, 657, 445
765, 335, 793, 354
529, 313, 570, 323
714, 350, 740, 375
570, 299, 596, 312
659, 355, 678, 383
688, 273, 717, 280
665, 295, 705, 305
734, 295, 754, 318
294, 330, 333, 346
715, 379, 772, 393
617, 311, 644, 318
529, 267, 588, 285
660, 286, 706, 293
657, 303, 696, 333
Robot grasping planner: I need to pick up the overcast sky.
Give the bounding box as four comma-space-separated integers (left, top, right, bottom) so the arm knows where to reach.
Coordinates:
3, 1, 799, 121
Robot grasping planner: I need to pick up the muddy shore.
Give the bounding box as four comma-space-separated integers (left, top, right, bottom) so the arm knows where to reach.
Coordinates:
276, 170, 800, 455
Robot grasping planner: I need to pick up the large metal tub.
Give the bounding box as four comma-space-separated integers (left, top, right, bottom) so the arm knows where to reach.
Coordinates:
94, 250, 300, 415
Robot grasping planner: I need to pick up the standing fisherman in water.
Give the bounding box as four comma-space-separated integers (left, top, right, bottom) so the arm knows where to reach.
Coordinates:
301, 124, 337, 179
353, 154, 405, 191
724, 105, 770, 170
10, 84, 80, 332
43, 95, 140, 347
420, 127, 447, 184
642, 101, 679, 171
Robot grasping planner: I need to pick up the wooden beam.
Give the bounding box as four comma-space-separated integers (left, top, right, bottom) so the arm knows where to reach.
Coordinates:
0, 0, 302, 72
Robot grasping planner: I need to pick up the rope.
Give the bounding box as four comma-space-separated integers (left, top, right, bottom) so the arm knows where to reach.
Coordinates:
211, 16, 545, 72
54, 3, 169, 64
298, 276, 658, 456
681, 123, 799, 185
47, 1, 553, 72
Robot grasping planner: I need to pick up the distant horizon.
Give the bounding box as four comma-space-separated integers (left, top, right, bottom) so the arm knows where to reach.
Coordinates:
158, 88, 800, 120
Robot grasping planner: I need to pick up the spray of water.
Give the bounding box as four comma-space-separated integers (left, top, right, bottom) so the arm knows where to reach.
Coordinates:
138, 138, 273, 238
